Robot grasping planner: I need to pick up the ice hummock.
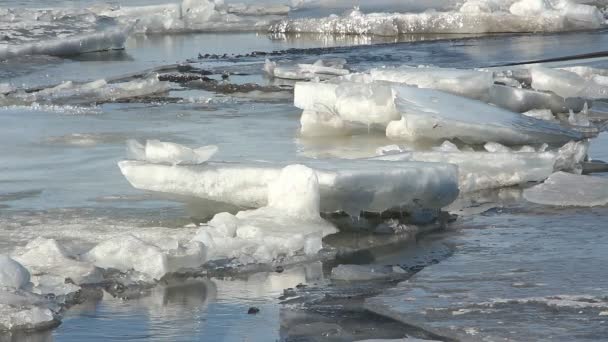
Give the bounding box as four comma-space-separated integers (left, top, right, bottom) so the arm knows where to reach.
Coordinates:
270, 1, 604, 36
387, 85, 585, 145
0, 255, 31, 290
126, 139, 218, 165
0, 256, 62, 331
523, 171, 608, 206
192, 165, 338, 264
264, 58, 349, 80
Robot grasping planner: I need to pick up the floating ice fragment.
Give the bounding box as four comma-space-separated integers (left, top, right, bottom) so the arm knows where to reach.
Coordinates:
522, 108, 557, 121
0, 256, 30, 290
13, 238, 102, 286
489, 84, 587, 114
8, 75, 170, 105
265, 58, 349, 80
83, 234, 206, 281
83, 235, 169, 281
484, 142, 512, 153
370, 66, 493, 100
373, 150, 557, 192
524, 171, 608, 206
0, 290, 59, 331
126, 139, 218, 165
192, 165, 337, 264
433, 140, 460, 152
295, 81, 399, 131
388, 85, 584, 145
530, 66, 608, 100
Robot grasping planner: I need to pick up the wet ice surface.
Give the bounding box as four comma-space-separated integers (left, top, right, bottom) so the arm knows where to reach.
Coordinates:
365, 204, 608, 341
2, 0, 608, 339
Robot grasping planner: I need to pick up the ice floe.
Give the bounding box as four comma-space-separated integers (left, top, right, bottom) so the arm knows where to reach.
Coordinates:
0, 256, 31, 290
388, 85, 585, 145
118, 158, 459, 215
530, 66, 608, 100
270, 1, 605, 36
523, 171, 608, 206
265, 58, 349, 80
2, 75, 170, 106
370, 66, 493, 100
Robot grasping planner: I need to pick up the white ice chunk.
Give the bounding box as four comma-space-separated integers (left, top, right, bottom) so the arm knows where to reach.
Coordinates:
370, 66, 493, 100
373, 150, 557, 193
484, 142, 512, 153
119, 158, 460, 215
0, 256, 30, 290
387, 85, 584, 145
489, 84, 586, 114
141, 139, 218, 165
523, 108, 557, 121
84, 235, 169, 281
193, 165, 337, 264
266, 58, 349, 80
295, 81, 399, 129
530, 66, 608, 99
13, 238, 102, 286
12, 74, 170, 105
433, 140, 461, 152
510, 0, 550, 16
524, 172, 608, 206
0, 290, 58, 331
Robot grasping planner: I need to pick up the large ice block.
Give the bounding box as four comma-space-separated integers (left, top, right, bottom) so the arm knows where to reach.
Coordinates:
387, 85, 584, 145
118, 159, 460, 214
370, 67, 493, 100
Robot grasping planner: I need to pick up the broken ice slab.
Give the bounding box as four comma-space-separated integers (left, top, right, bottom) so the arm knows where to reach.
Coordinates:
523, 171, 608, 206
372, 150, 557, 193
0, 289, 60, 332
126, 139, 218, 165
264, 59, 349, 80
489, 84, 587, 114
370, 66, 493, 100
118, 159, 459, 215
1, 74, 170, 106
295, 81, 399, 130
530, 66, 608, 100
388, 85, 585, 145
